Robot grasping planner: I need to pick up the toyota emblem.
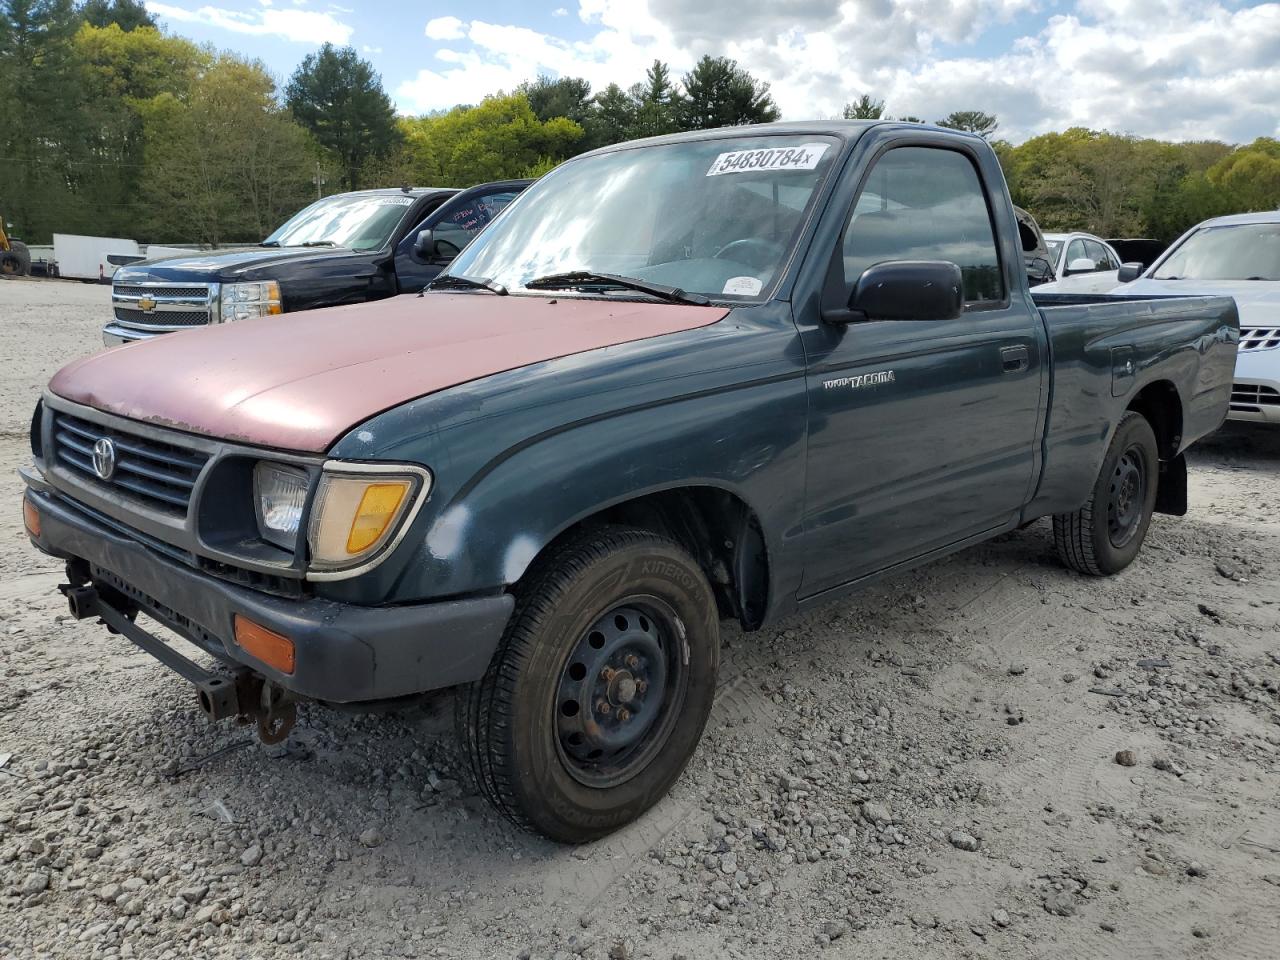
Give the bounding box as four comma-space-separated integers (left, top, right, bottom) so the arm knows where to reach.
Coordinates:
92, 438, 117, 481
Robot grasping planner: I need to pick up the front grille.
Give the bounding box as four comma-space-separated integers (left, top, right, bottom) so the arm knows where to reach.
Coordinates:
114, 284, 208, 299
1230, 382, 1280, 412
114, 307, 208, 327
1239, 328, 1280, 352
111, 281, 214, 330
52, 412, 209, 514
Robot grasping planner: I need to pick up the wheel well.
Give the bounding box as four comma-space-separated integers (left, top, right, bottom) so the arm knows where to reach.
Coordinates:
524, 487, 770, 631
1127, 380, 1183, 460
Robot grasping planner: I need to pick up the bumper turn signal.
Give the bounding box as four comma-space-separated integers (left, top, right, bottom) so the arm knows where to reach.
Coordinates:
23, 497, 40, 538
233, 615, 296, 675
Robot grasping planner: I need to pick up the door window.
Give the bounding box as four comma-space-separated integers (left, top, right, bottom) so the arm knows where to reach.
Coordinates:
428, 190, 522, 259
842, 147, 1004, 305
1065, 239, 1089, 269
1085, 240, 1115, 271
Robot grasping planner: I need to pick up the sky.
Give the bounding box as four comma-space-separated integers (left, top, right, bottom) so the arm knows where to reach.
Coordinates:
143, 0, 1280, 145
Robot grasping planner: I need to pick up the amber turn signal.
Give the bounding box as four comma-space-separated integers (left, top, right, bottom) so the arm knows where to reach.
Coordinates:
233, 615, 295, 675
22, 497, 40, 538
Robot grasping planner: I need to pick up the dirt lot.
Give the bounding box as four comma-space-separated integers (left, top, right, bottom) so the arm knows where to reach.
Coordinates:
1, 276, 1278, 960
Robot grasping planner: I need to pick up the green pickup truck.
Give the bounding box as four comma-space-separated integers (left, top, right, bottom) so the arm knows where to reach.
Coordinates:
23, 121, 1237, 841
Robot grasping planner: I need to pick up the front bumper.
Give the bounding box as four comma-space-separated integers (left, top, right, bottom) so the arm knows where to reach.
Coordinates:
22, 484, 514, 704
102, 322, 162, 347
1228, 350, 1280, 425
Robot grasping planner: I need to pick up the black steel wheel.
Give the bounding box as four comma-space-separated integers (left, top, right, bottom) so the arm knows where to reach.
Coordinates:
554, 601, 685, 788
1054, 411, 1159, 576
459, 525, 719, 843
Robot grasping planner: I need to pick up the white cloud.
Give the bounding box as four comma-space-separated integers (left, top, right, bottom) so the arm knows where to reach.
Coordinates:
424, 15, 467, 40
553, 6, 568, 14
396, 0, 1280, 144
147, 2, 353, 45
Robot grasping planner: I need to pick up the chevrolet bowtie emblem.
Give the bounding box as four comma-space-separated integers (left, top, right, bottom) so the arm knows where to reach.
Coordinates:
137, 296, 157, 312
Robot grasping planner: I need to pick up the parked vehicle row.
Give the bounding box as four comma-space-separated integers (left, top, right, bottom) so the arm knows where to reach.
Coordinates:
103, 180, 530, 346
22, 120, 1238, 842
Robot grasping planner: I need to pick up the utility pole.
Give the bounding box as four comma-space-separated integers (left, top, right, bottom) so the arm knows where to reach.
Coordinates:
312, 161, 327, 199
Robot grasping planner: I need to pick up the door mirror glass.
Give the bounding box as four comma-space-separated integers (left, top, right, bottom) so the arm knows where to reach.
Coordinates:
826, 260, 963, 323
1117, 262, 1144, 283
1065, 257, 1097, 275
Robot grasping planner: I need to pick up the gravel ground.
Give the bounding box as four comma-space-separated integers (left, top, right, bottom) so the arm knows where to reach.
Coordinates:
2, 275, 1278, 959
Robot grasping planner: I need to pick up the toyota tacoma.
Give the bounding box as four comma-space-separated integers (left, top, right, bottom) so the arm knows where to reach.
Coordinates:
23, 122, 1237, 842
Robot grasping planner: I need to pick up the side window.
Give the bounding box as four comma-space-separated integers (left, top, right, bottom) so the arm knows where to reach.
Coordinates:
1088, 240, 1116, 271
430, 190, 520, 258
843, 147, 1004, 305
1066, 239, 1088, 268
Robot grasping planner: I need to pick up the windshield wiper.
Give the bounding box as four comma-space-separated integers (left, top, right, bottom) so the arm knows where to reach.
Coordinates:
260, 240, 280, 247
525, 271, 710, 306
426, 273, 508, 295
298, 240, 337, 247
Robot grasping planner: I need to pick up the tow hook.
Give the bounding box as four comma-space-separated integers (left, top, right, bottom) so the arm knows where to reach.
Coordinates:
60, 578, 296, 745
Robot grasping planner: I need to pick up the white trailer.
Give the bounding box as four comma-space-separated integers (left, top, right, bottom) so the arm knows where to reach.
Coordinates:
52, 234, 141, 282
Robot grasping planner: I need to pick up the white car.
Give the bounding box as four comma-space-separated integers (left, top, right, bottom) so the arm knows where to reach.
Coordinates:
1035, 232, 1124, 293
1115, 211, 1280, 425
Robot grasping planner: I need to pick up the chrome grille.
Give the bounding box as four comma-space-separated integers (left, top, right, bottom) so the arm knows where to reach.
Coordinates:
111, 280, 216, 331
52, 412, 209, 514
114, 307, 208, 327
1239, 328, 1280, 352
1230, 382, 1280, 412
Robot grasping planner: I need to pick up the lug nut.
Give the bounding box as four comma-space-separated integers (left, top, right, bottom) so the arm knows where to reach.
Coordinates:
601, 667, 616, 681
617, 708, 631, 722
636, 680, 648, 694
597, 700, 611, 715
625, 655, 640, 668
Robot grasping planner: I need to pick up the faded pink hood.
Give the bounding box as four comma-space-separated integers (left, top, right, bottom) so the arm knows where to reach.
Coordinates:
51, 293, 727, 452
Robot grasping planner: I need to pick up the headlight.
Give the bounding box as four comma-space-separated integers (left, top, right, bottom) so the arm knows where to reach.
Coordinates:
307, 465, 431, 573
254, 462, 309, 549
220, 280, 282, 322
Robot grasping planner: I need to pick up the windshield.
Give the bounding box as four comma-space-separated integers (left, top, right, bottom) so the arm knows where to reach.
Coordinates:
1154, 223, 1280, 281
443, 135, 840, 300
264, 193, 417, 251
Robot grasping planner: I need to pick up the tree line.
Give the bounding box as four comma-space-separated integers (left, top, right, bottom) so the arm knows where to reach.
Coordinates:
3, 0, 1278, 247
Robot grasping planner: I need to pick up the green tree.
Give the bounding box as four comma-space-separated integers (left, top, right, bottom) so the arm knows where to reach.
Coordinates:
842, 94, 885, 119
79, 0, 153, 30
286, 43, 400, 191
630, 60, 681, 139
1207, 138, 1280, 212
399, 92, 582, 185
678, 55, 779, 129
937, 110, 999, 139
141, 57, 316, 244
0, 0, 93, 241
585, 82, 637, 148
519, 74, 593, 127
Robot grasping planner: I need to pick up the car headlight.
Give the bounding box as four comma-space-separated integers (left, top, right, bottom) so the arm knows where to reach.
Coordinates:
220, 280, 282, 322
254, 462, 309, 549
306, 465, 431, 573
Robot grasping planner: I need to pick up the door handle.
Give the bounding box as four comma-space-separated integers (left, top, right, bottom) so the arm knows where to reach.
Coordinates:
1001, 345, 1030, 373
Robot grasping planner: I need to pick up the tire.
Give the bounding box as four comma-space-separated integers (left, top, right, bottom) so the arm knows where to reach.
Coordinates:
1053, 411, 1159, 576
5, 240, 31, 276
459, 525, 720, 842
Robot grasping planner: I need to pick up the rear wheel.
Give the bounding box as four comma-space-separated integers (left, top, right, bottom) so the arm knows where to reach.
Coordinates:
1053, 411, 1159, 575
459, 526, 719, 842
2, 240, 31, 276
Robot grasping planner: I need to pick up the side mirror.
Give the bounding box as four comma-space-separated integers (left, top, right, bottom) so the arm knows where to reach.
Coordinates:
413, 228, 435, 259
1065, 257, 1097, 275
1116, 262, 1144, 283
826, 260, 964, 324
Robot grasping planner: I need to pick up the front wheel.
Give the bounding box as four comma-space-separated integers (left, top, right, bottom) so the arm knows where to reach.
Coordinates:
1053, 411, 1159, 576
458, 526, 720, 842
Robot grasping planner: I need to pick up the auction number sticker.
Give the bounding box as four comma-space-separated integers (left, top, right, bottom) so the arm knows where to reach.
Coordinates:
706, 142, 830, 176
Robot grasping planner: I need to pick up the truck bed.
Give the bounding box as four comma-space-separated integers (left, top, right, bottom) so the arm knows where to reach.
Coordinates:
1024, 290, 1239, 521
